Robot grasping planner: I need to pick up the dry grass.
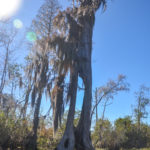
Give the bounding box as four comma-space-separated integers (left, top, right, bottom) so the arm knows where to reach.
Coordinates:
122, 148, 150, 150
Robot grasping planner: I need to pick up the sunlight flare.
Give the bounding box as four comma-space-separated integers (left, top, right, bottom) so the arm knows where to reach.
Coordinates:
26, 32, 37, 42
0, 0, 22, 20
13, 19, 23, 29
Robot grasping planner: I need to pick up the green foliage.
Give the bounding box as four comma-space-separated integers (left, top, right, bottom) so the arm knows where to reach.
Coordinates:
133, 85, 150, 129
0, 111, 31, 149
93, 116, 150, 150
37, 126, 58, 150
92, 119, 113, 148
0, 110, 59, 150
0, 108, 150, 150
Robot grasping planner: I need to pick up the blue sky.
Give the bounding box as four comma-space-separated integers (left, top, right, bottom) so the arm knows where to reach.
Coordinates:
92, 0, 150, 123
13, 0, 150, 123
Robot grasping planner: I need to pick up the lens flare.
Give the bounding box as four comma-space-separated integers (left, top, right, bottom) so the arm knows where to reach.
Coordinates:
0, 0, 22, 20
13, 19, 23, 29
26, 32, 37, 42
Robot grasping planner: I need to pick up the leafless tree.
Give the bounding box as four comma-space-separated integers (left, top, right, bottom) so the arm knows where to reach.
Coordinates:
92, 75, 129, 147
91, 75, 129, 119
0, 21, 17, 94
134, 85, 150, 130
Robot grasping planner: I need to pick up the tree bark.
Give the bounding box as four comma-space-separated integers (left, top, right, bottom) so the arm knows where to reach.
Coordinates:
75, 19, 94, 150
75, 64, 94, 150
31, 91, 42, 150
95, 88, 98, 122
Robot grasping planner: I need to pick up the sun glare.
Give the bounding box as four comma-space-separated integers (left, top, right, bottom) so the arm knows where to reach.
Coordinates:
13, 19, 23, 28
0, 0, 22, 20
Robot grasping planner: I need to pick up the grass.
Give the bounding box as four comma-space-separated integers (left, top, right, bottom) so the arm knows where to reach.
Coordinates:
96, 148, 150, 150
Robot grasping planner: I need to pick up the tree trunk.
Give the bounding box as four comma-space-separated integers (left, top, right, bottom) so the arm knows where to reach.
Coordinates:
75, 64, 94, 150
95, 88, 98, 122
56, 65, 78, 150
0, 46, 9, 94
30, 91, 42, 150
75, 20, 94, 150
137, 97, 141, 130
53, 75, 65, 136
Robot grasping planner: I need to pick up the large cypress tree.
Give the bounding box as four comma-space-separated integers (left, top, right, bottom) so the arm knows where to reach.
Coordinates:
50, 0, 107, 150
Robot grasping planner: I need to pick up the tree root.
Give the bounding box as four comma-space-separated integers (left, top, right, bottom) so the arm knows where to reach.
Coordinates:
55, 127, 75, 150
75, 129, 95, 150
